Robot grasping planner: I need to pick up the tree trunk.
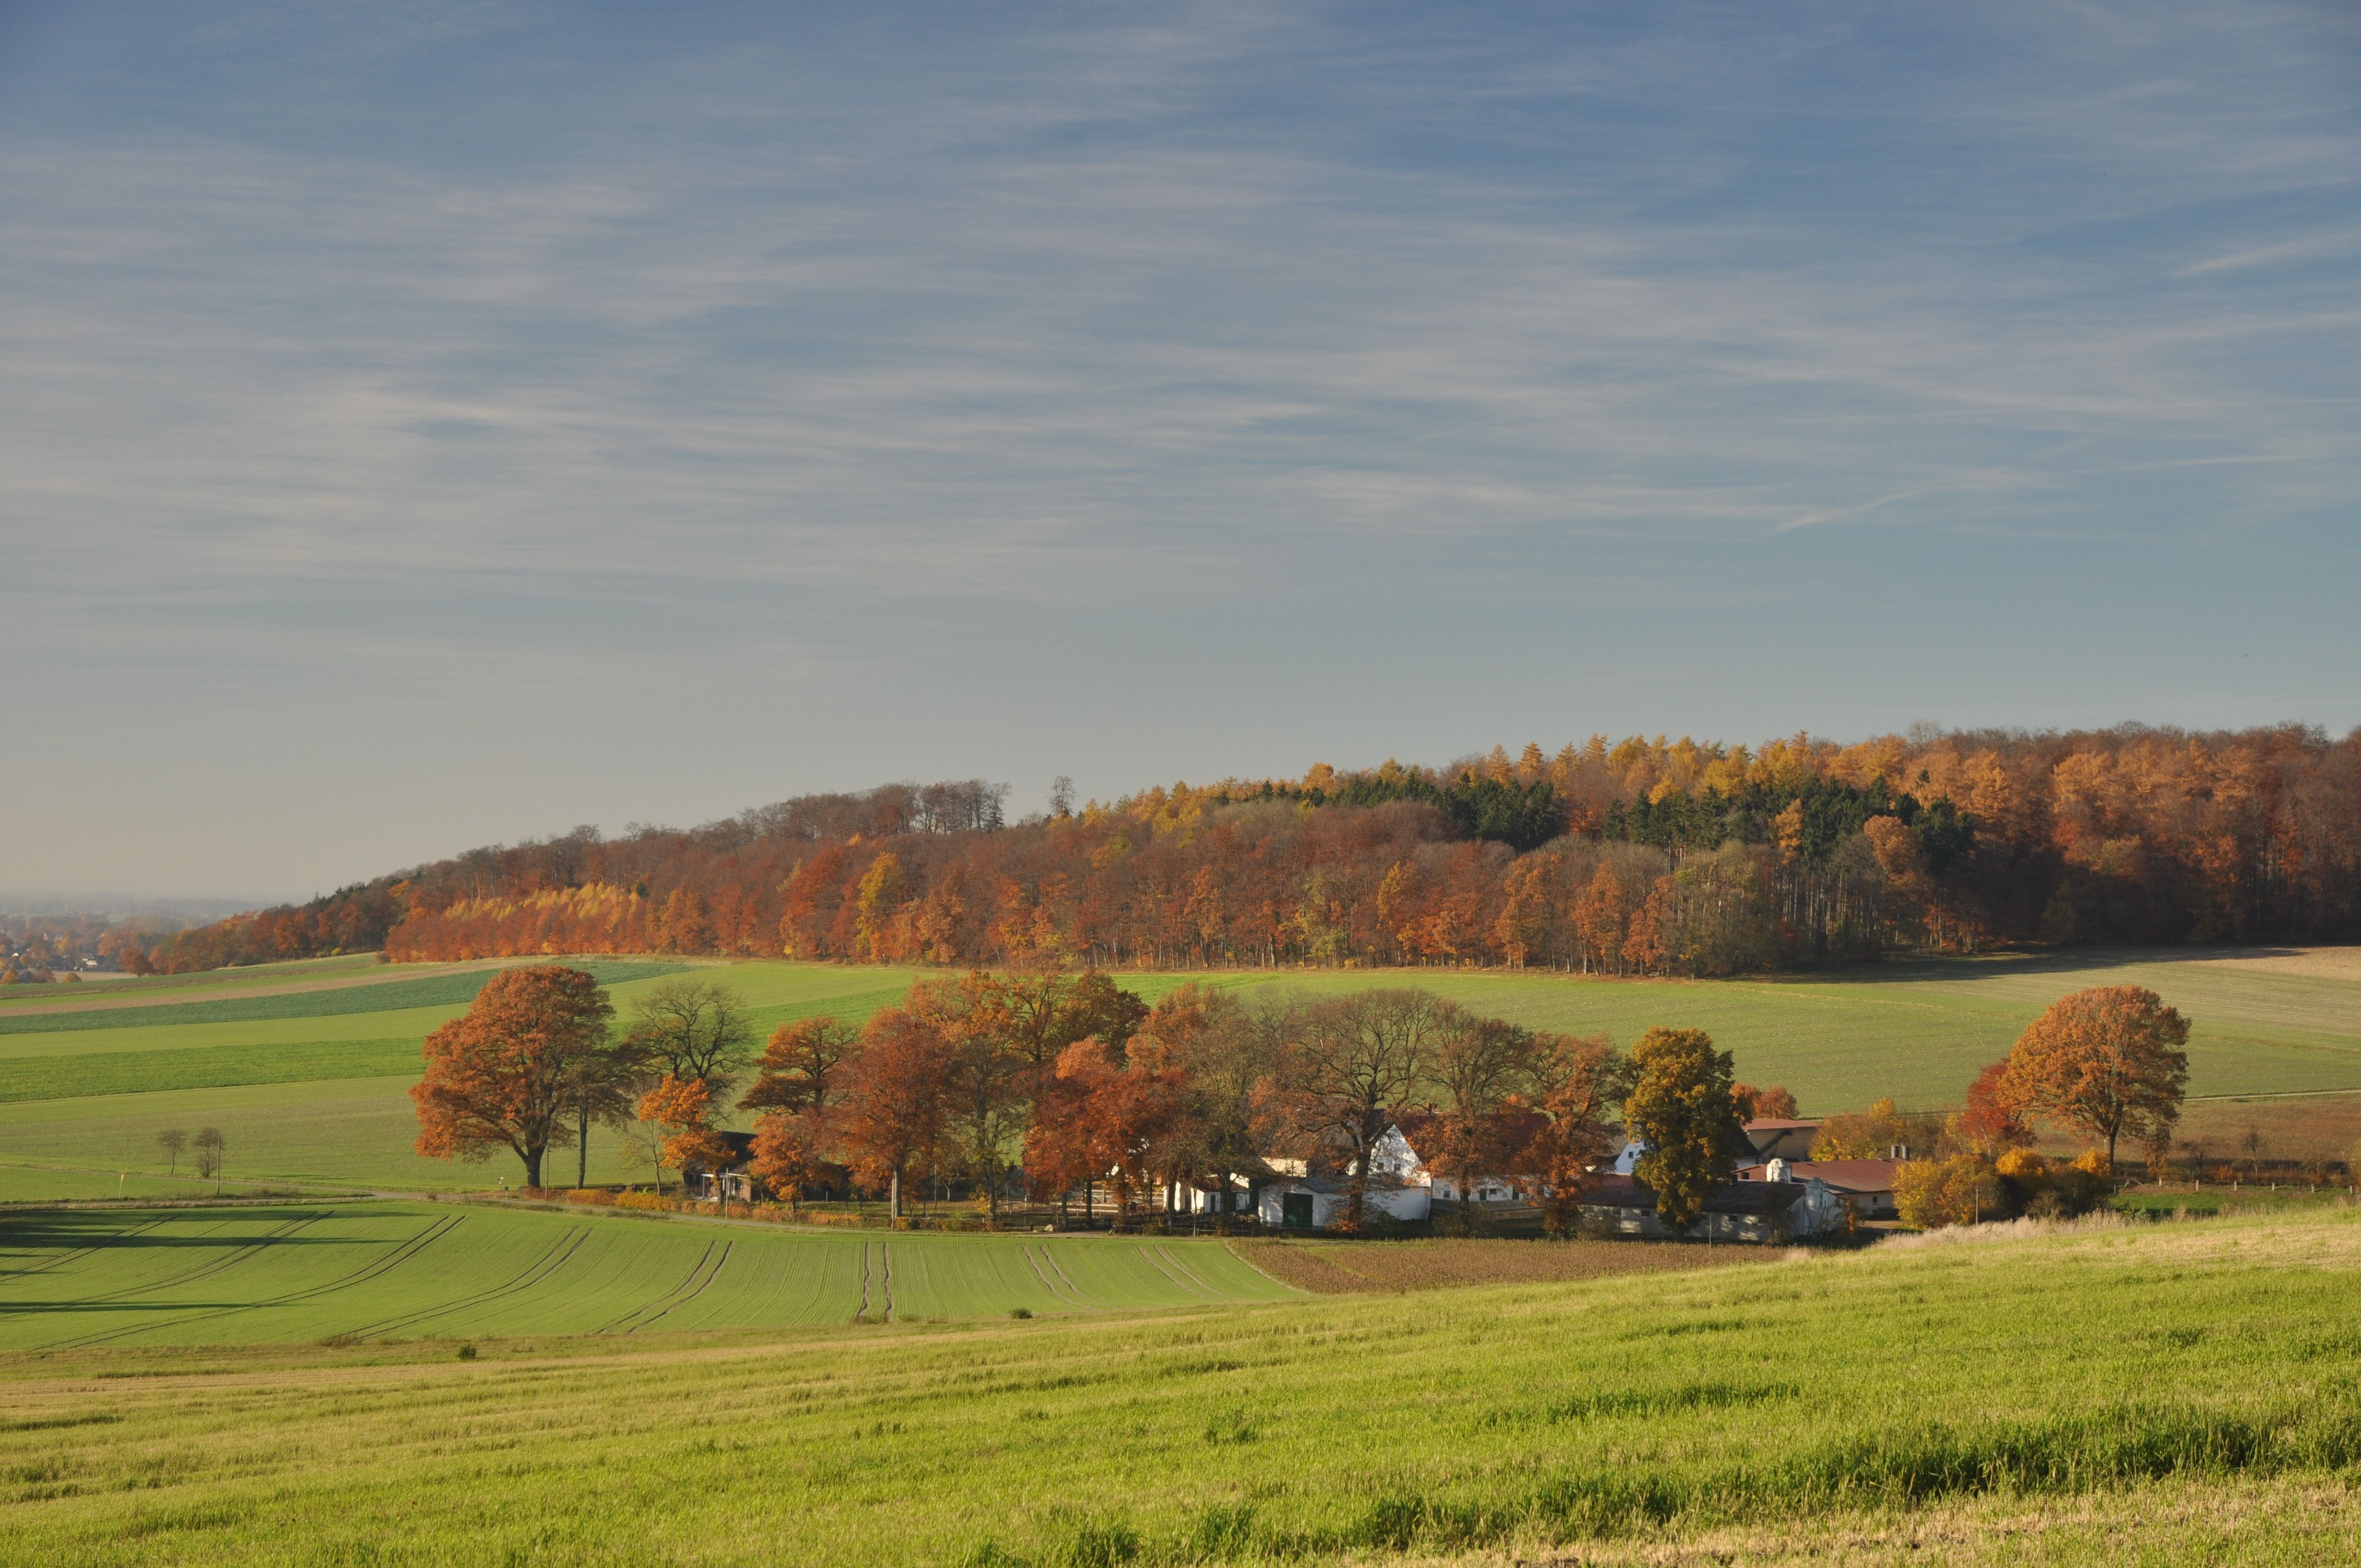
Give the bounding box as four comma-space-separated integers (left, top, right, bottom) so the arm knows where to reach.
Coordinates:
890, 1167, 902, 1218
576, 1100, 590, 1190
985, 1162, 999, 1226
523, 1146, 543, 1189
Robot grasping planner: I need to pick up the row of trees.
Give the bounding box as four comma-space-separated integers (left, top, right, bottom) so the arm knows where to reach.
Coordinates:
152, 724, 2361, 979
410, 963, 2190, 1238
416, 965, 1763, 1233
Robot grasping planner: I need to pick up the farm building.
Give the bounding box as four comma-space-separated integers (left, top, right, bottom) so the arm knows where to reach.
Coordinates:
1738, 1118, 1821, 1166
1162, 1175, 1255, 1215
1256, 1174, 1432, 1229
1737, 1157, 1901, 1219
1580, 1164, 1846, 1242
689, 1131, 759, 1202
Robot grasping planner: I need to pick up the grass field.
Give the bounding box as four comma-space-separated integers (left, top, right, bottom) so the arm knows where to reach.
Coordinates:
0, 1201, 1297, 1353
7, 1204, 2361, 1564
0, 948, 2354, 1196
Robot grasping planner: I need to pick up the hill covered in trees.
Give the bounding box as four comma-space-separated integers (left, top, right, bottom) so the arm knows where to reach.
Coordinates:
134, 724, 2361, 977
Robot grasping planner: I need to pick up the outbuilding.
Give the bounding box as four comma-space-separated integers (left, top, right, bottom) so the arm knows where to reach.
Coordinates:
1256, 1175, 1432, 1230
1579, 1168, 1845, 1242
1737, 1157, 1900, 1219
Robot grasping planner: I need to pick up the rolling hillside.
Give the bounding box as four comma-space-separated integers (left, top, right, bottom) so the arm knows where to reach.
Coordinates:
6, 1205, 2361, 1565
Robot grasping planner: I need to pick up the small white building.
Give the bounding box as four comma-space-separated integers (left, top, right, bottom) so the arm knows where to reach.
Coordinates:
1256, 1175, 1431, 1229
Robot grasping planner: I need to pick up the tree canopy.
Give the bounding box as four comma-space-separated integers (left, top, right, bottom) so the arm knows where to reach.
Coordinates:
1623, 1026, 1748, 1234
411, 965, 617, 1188
2001, 985, 2190, 1166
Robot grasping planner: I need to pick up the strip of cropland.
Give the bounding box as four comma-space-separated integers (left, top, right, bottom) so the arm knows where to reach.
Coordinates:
0, 948, 2355, 1196
6, 1207, 2361, 1565
0, 1201, 1298, 1350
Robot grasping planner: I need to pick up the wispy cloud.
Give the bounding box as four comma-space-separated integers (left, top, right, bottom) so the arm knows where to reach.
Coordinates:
1, 0, 2355, 892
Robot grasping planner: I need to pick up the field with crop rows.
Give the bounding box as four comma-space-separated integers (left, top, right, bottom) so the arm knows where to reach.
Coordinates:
0, 948, 2355, 1197
0, 1201, 1297, 1352
8, 1205, 2361, 1565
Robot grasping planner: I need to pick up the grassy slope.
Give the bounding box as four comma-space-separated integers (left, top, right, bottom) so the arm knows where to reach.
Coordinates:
0, 950, 2353, 1194
0, 1202, 1296, 1353
7, 1207, 2361, 1565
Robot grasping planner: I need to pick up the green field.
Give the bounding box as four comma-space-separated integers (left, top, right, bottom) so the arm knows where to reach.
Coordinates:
0, 1201, 1297, 1352
8, 1204, 2361, 1564
0, 949, 2354, 1196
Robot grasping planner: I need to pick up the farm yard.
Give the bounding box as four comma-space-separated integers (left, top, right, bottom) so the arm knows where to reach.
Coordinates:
8, 1202, 2361, 1565
2, 946, 2359, 1199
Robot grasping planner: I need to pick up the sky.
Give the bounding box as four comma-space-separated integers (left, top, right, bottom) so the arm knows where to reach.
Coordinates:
2, 1, 2356, 903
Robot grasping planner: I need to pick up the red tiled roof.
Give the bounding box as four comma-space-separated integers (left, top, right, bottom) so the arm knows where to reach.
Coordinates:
1738, 1158, 1901, 1193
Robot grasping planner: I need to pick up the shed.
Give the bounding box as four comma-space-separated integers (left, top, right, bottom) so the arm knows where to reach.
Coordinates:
1256, 1175, 1432, 1230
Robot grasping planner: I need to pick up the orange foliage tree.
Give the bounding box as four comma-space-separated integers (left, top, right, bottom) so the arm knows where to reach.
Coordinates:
1524, 1033, 1629, 1237
1957, 1058, 2035, 1153
1023, 1037, 1187, 1230
2002, 986, 2190, 1167
748, 1109, 832, 1208
411, 965, 615, 1189
738, 1017, 861, 1115
833, 1004, 954, 1216
634, 1075, 733, 1197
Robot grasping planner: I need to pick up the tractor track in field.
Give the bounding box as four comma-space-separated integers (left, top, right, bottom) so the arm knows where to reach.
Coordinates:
599, 1240, 734, 1334
4, 1215, 170, 1280
1040, 1245, 1092, 1306
1019, 1244, 1085, 1309
41, 1213, 468, 1351
37, 1211, 327, 1310
336, 1226, 590, 1342
1024, 1244, 1095, 1309
856, 1241, 871, 1321
880, 1241, 893, 1322
629, 1241, 733, 1333
1149, 1244, 1223, 1299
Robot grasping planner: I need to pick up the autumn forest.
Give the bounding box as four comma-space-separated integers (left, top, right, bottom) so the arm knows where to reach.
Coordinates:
127, 724, 2361, 978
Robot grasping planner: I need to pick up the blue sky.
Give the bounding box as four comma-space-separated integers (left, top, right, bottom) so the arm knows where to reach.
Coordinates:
2, 2, 2356, 901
